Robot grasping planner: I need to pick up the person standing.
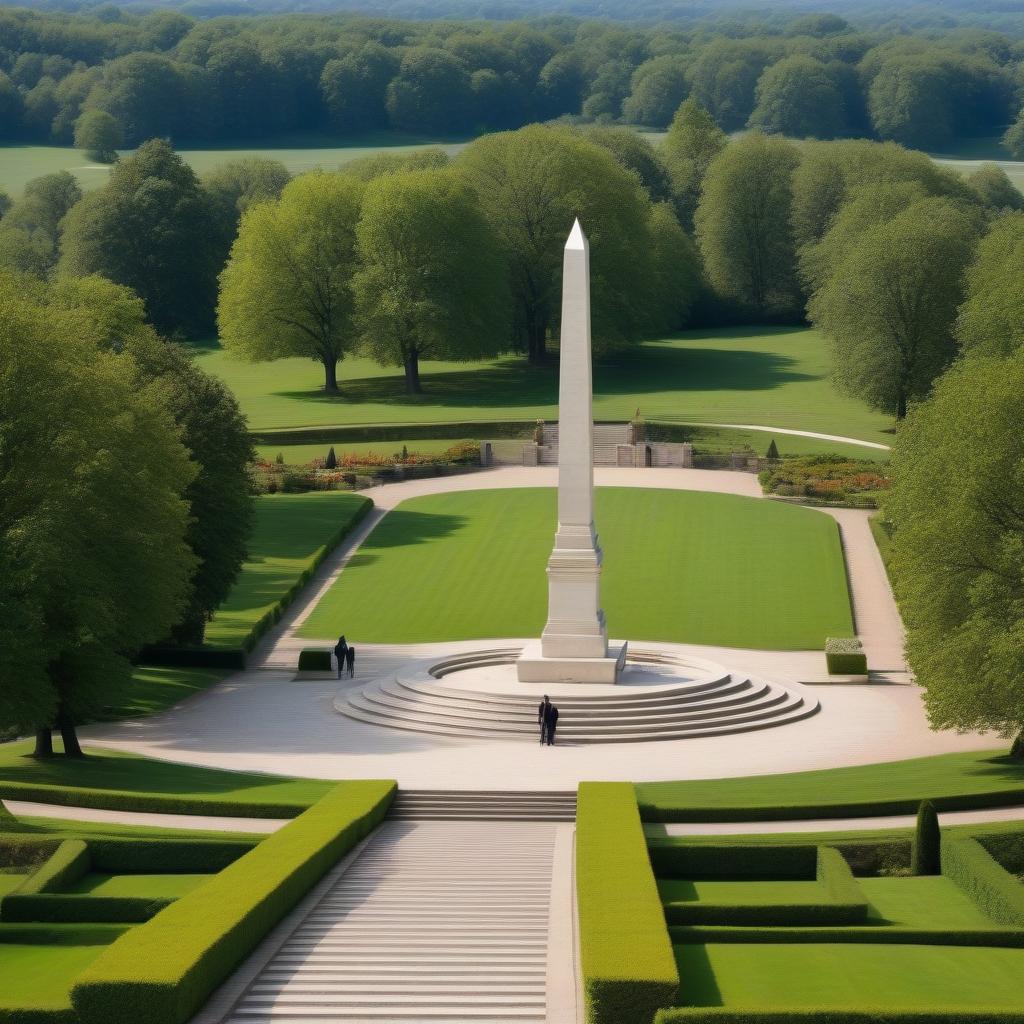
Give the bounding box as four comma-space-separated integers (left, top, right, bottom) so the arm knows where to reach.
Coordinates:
333, 635, 348, 680
345, 644, 356, 679
538, 695, 551, 745
546, 701, 559, 746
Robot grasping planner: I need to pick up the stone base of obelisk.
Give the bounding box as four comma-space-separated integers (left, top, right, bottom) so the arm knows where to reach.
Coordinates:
515, 640, 628, 684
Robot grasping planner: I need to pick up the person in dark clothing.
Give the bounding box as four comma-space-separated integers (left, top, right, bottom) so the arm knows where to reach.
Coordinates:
546, 702, 559, 746
538, 696, 552, 745
333, 635, 347, 679
345, 645, 356, 679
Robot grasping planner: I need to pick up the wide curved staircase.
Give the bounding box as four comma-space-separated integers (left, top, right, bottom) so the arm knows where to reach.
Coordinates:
338, 648, 819, 743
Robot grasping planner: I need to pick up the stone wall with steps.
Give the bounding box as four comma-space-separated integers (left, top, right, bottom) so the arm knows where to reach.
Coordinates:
390, 790, 577, 821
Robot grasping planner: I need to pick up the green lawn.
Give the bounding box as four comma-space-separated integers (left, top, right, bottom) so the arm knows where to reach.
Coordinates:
0, 740, 332, 815
0, 132, 469, 196
660, 879, 825, 905
66, 873, 212, 899
205, 490, 370, 649
0, 937, 115, 1011
675, 942, 1024, 1008
298, 487, 853, 650
194, 326, 894, 445
637, 749, 1022, 820
860, 877, 999, 929
99, 666, 229, 721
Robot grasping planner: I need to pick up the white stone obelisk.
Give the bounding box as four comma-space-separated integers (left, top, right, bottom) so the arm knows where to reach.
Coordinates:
517, 220, 626, 683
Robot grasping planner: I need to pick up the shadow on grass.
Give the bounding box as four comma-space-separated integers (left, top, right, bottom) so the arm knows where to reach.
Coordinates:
962, 755, 1024, 781
359, 509, 467, 550
273, 346, 814, 410
674, 943, 724, 1007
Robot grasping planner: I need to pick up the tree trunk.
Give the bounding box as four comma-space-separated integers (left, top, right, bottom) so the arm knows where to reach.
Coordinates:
403, 351, 422, 395
57, 710, 84, 758
526, 320, 547, 365
33, 729, 53, 759
323, 358, 339, 394
1011, 731, 1024, 761
896, 390, 907, 421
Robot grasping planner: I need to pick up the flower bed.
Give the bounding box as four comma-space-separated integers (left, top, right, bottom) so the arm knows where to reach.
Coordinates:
760, 455, 891, 507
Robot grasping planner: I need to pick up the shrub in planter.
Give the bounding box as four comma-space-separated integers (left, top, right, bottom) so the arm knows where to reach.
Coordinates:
297, 650, 332, 672
825, 637, 867, 675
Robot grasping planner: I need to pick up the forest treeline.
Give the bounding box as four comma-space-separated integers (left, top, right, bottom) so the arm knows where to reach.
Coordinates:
2, 5, 1024, 153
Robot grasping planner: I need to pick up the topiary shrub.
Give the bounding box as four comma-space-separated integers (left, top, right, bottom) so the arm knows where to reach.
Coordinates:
825, 636, 867, 675
297, 649, 332, 672
766, 438, 780, 460
325, 446, 337, 469
911, 800, 941, 875
1011, 732, 1024, 761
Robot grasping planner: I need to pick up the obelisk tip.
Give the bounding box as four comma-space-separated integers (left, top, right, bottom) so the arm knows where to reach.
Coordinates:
565, 218, 587, 251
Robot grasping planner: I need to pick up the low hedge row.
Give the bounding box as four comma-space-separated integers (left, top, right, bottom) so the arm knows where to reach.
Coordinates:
669, 925, 1024, 948
226, 494, 372, 655
649, 843, 818, 880
656, 1010, 1024, 1023
88, 840, 252, 874
577, 782, 679, 1024
979, 832, 1024, 876
660, 848, 867, 927
13, 840, 89, 896
825, 637, 867, 675
71, 779, 396, 1024
3, 893, 173, 924
0, 781, 308, 820
251, 420, 535, 446
136, 647, 247, 670
637, 788, 1024, 823
943, 836, 1024, 927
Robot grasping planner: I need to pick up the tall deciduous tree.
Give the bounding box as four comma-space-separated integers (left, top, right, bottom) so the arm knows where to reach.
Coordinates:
808, 197, 981, 418
218, 171, 364, 393
886, 351, 1024, 750
353, 170, 509, 394
748, 56, 846, 139
0, 170, 81, 277
695, 132, 802, 316
457, 125, 658, 363
59, 139, 219, 337
1004, 110, 1024, 159
956, 211, 1024, 359
0, 275, 195, 756
660, 97, 726, 229
73, 108, 122, 162
965, 163, 1024, 213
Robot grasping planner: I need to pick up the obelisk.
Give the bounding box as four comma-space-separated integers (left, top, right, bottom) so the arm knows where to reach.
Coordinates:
517, 220, 626, 684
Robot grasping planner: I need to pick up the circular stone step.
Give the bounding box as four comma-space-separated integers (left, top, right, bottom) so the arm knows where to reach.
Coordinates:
335, 647, 819, 744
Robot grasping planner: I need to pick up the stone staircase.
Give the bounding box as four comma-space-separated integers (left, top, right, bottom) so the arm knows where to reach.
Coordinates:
389, 790, 577, 821
538, 423, 629, 466
221, 820, 558, 1023
340, 663, 818, 744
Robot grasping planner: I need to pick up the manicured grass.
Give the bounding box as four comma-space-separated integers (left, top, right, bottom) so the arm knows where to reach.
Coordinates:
0, 937, 114, 1011
66, 874, 212, 899
659, 879, 827, 905
0, 872, 26, 896
99, 666, 229, 721
0, 740, 332, 816
205, 491, 370, 649
637, 749, 1022, 821
0, 132, 469, 196
674, 942, 1024, 1008
860, 877, 999, 929
194, 326, 894, 444
299, 487, 852, 649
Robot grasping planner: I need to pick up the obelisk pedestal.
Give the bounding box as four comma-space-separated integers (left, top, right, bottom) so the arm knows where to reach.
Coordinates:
517, 220, 627, 684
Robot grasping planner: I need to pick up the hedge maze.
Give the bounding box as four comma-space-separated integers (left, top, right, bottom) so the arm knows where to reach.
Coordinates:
0, 780, 395, 1023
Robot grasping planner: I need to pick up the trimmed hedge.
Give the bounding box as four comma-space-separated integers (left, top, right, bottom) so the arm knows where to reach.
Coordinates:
656, 1010, 1024, 1023
251, 420, 535, 446
637, 788, 1024, 824
3, 893, 173, 924
298, 649, 332, 672
13, 841, 90, 896
980, 832, 1024, 876
669, 925, 1024, 948
650, 843, 818, 881
660, 847, 867, 927
136, 647, 247, 671
825, 637, 867, 675
87, 840, 252, 874
577, 782, 679, 1024
943, 837, 1024, 927
71, 779, 395, 1024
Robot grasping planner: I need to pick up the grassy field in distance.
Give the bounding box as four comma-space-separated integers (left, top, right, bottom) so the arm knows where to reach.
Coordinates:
299, 487, 854, 650
195, 326, 895, 445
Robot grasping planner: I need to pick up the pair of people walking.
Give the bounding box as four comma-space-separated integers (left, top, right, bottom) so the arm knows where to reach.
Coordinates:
334, 635, 356, 679
538, 696, 559, 746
